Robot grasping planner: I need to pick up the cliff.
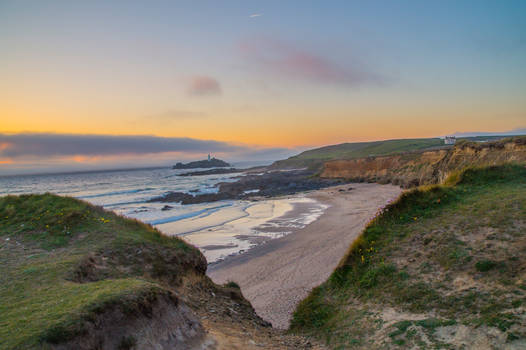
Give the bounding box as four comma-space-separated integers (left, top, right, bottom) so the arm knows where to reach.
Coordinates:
292, 165, 526, 349
173, 158, 231, 169
271, 138, 445, 171
0, 194, 320, 349
320, 137, 526, 187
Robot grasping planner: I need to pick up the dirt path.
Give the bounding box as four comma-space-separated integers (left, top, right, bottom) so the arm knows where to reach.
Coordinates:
208, 183, 402, 329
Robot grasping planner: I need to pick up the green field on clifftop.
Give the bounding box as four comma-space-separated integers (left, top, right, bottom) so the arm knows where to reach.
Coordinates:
272, 138, 445, 170
272, 136, 517, 171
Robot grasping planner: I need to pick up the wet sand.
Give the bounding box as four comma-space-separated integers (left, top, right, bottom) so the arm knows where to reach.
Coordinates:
207, 183, 403, 329
180, 196, 327, 263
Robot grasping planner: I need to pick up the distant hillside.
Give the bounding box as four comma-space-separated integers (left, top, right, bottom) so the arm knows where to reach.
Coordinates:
321, 136, 526, 187
271, 136, 522, 171
271, 138, 445, 170
173, 157, 231, 169
291, 165, 526, 349
0, 194, 316, 349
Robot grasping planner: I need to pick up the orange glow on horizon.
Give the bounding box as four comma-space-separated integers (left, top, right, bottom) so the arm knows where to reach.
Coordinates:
72, 155, 98, 163
1, 99, 525, 149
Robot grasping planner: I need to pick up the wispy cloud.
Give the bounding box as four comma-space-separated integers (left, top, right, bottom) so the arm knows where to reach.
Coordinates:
249, 13, 263, 18
186, 75, 222, 96
240, 37, 384, 87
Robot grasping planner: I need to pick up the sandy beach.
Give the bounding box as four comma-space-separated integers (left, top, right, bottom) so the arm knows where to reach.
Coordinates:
208, 183, 403, 329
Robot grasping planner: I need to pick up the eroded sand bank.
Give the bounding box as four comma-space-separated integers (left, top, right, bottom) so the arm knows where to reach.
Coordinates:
208, 183, 402, 329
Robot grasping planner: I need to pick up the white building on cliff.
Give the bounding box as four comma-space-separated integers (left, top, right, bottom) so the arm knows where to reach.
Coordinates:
444, 136, 456, 145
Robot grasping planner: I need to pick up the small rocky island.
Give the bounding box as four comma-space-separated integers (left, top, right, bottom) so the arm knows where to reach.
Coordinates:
177, 168, 242, 176
173, 155, 231, 169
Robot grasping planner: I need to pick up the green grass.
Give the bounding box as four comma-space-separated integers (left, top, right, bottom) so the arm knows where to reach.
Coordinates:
272, 138, 445, 170
224, 281, 241, 289
475, 259, 499, 272
290, 164, 526, 348
0, 194, 202, 349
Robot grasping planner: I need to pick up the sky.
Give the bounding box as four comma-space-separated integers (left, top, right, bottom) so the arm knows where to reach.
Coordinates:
1, 0, 525, 174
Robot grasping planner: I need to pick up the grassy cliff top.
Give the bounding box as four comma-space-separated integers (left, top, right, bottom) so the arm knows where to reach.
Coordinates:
291, 164, 526, 349
272, 138, 445, 170
272, 136, 523, 171
0, 194, 204, 349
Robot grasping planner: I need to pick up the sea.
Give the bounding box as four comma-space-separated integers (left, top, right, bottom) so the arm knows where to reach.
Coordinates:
0, 166, 328, 263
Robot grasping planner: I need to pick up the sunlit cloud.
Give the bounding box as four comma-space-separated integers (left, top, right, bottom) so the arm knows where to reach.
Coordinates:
186, 75, 222, 96
249, 14, 263, 18
240, 37, 384, 87
72, 155, 104, 163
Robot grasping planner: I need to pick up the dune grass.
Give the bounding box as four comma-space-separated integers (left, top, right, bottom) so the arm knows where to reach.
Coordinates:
291, 164, 526, 348
0, 194, 200, 349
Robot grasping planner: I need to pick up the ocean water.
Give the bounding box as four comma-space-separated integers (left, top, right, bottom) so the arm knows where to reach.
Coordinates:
0, 167, 328, 263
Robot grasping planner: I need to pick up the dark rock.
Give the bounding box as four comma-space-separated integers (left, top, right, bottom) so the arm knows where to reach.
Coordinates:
173, 158, 231, 169
177, 168, 242, 176
149, 169, 346, 205
161, 205, 173, 211
150, 192, 192, 203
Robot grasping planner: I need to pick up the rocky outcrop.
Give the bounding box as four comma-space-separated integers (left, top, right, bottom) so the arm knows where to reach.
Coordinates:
173, 158, 231, 169
149, 169, 345, 204
148, 191, 232, 204
320, 137, 526, 187
177, 168, 242, 176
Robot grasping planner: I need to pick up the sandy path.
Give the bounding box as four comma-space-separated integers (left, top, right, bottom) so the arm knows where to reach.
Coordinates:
207, 183, 402, 329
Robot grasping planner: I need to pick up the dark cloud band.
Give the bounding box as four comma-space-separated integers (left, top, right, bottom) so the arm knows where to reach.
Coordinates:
0, 133, 302, 162
0, 133, 244, 158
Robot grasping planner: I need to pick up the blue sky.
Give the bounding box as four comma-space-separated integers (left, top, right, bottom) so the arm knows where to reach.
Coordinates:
1, 0, 525, 173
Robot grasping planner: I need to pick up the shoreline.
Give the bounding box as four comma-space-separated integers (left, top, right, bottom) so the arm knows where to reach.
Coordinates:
178, 195, 328, 264
203, 196, 330, 267
207, 182, 403, 329
147, 168, 344, 205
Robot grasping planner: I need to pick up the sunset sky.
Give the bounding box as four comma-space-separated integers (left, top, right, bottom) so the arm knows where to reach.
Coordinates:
1, 1, 525, 174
